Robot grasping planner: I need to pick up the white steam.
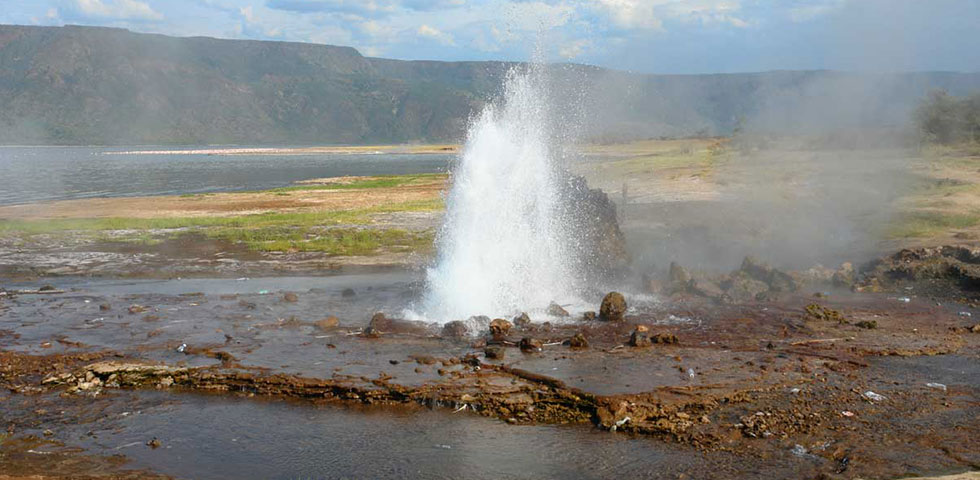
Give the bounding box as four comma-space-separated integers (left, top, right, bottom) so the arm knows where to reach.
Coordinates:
418, 66, 579, 322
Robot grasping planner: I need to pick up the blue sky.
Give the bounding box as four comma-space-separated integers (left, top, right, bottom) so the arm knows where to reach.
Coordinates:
1, 0, 977, 73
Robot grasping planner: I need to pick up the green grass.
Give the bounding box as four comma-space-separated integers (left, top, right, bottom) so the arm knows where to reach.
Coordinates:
0, 198, 444, 237
0, 198, 445, 255
266, 173, 445, 193
207, 227, 435, 255
886, 211, 980, 238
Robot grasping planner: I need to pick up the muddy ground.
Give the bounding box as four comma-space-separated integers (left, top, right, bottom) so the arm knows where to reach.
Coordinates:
2, 248, 980, 479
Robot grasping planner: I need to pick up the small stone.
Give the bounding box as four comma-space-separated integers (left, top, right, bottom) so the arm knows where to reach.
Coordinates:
546, 302, 570, 317
99, 303, 111, 311
128, 304, 147, 314
283, 292, 299, 302
484, 346, 505, 360
519, 337, 543, 353
512, 312, 531, 328
146, 438, 161, 449
582, 311, 597, 321
651, 332, 679, 344
629, 330, 652, 347
362, 326, 381, 338
315, 316, 340, 331
442, 320, 469, 338
489, 318, 513, 337
43, 429, 53, 436
599, 292, 627, 321
970, 324, 980, 333
855, 320, 878, 329
569, 333, 589, 349
341, 288, 356, 298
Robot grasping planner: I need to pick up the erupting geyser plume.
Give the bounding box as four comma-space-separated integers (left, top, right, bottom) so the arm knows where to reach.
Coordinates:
420, 65, 579, 321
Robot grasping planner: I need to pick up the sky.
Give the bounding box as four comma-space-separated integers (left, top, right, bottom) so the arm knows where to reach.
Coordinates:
0, 0, 977, 74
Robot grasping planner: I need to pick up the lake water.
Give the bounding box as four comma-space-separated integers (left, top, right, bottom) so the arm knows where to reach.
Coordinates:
0, 146, 451, 206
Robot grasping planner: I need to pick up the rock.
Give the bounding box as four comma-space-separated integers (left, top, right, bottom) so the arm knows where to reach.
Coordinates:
599, 292, 627, 322
99, 303, 111, 311
283, 292, 299, 302
146, 438, 161, 449
127, 304, 147, 314
315, 316, 340, 331
569, 333, 589, 349
970, 324, 980, 333
361, 326, 381, 338
512, 312, 531, 328
667, 262, 691, 288
805, 304, 848, 324
690, 280, 725, 300
723, 271, 770, 303
39, 285, 56, 291
369, 312, 387, 327
582, 311, 597, 321
629, 330, 652, 347
442, 320, 469, 338
546, 302, 570, 317
484, 345, 505, 360
519, 337, 543, 353
341, 288, 356, 298
651, 332, 679, 344
489, 318, 512, 337
832, 262, 856, 287
555, 171, 629, 277
855, 320, 877, 329
468, 315, 492, 326
738, 256, 799, 292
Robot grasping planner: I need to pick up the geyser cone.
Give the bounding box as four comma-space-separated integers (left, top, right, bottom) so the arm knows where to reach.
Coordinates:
422, 66, 579, 321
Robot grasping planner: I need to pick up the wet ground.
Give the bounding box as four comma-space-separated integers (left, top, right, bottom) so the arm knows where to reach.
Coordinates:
2, 269, 979, 479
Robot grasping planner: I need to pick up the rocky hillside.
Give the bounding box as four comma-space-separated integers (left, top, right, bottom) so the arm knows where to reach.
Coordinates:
1, 24, 978, 145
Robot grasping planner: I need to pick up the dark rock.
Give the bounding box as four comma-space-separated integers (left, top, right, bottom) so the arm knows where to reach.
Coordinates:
629, 330, 652, 347
805, 304, 849, 324
442, 320, 469, 338
546, 302, 570, 317
99, 303, 111, 311
39, 285, 56, 291
599, 292, 627, 321
519, 337, 543, 353
723, 271, 770, 303
283, 292, 299, 302
315, 316, 340, 331
668, 262, 692, 293
238, 300, 256, 309
489, 318, 512, 337
738, 256, 799, 292
582, 311, 597, 321
361, 326, 381, 338
556, 171, 629, 277
569, 333, 589, 349
651, 332, 679, 344
341, 288, 356, 298
513, 312, 531, 328
484, 345, 505, 360
855, 320, 877, 329
832, 262, 855, 287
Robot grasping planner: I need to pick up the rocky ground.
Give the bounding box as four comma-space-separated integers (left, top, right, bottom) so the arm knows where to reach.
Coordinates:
1, 246, 980, 478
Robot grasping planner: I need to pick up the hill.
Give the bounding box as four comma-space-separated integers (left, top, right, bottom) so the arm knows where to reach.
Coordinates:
1, 24, 979, 145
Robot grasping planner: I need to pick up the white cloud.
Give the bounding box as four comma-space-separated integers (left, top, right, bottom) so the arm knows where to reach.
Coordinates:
558, 38, 591, 59
788, 1, 845, 23
417, 24, 455, 45
594, 0, 666, 31
71, 0, 163, 20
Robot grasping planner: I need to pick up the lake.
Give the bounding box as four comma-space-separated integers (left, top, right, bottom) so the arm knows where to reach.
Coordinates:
0, 146, 451, 206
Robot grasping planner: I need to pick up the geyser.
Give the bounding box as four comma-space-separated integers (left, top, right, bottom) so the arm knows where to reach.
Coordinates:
420, 65, 580, 321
